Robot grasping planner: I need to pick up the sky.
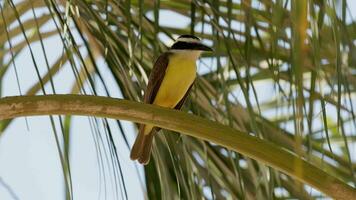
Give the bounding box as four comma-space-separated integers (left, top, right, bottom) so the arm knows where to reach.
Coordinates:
0, 1, 356, 200
0, 2, 143, 200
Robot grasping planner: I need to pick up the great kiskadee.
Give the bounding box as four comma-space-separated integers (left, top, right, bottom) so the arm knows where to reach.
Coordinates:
130, 35, 213, 164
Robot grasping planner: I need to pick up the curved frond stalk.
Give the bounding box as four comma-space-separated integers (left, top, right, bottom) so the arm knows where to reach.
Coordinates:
0, 94, 354, 200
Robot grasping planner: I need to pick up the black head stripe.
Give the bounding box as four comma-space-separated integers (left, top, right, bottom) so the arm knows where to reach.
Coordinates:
171, 41, 208, 50
178, 35, 200, 40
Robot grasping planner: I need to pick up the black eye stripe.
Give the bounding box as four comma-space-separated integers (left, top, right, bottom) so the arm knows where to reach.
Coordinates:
171, 41, 206, 50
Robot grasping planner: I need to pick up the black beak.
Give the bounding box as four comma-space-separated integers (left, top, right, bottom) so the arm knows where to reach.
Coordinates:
197, 43, 213, 51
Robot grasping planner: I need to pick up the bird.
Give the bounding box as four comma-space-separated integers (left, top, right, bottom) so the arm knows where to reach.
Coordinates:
130, 34, 213, 164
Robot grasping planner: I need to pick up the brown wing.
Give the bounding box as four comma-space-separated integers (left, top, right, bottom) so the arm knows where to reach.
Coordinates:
131, 53, 193, 164
131, 53, 169, 164
144, 52, 170, 103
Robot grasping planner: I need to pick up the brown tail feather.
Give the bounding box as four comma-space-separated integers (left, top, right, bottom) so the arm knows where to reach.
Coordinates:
137, 132, 154, 164
130, 125, 155, 164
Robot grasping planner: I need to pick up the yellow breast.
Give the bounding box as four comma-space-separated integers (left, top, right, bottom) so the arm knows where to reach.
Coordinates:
153, 52, 198, 108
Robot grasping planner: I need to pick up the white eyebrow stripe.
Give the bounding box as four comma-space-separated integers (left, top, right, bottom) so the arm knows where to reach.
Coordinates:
176, 37, 200, 43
